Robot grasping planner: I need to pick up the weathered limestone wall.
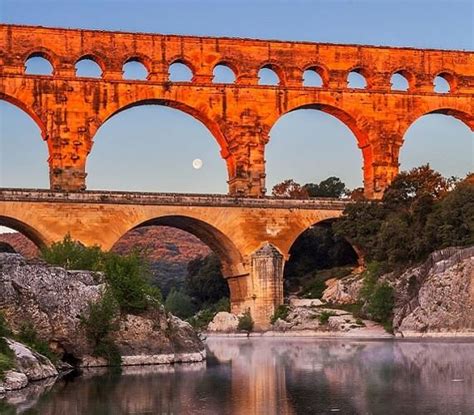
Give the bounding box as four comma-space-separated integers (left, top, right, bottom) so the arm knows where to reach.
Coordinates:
1, 24, 473, 198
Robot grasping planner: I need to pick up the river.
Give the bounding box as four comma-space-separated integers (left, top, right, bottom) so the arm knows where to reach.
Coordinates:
2, 338, 474, 414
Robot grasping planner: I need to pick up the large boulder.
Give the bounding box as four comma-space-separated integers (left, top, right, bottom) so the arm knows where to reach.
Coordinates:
0, 253, 204, 365
0, 338, 57, 392
322, 274, 363, 305
207, 312, 239, 332
390, 247, 474, 335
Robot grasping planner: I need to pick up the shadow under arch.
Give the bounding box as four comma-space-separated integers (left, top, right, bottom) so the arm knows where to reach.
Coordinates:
98, 98, 235, 176
110, 215, 244, 277
0, 216, 47, 250
283, 217, 361, 294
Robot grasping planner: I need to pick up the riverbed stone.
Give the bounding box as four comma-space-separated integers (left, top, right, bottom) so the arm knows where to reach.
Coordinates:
207, 312, 239, 332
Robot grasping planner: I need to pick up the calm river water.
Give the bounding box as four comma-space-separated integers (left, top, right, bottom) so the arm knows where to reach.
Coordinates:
2, 338, 474, 414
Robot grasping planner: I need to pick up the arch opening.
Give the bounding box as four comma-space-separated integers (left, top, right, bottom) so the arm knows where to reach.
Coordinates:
111, 216, 243, 320
0, 217, 46, 256
266, 105, 366, 195
25, 55, 53, 76
169, 62, 193, 82
75, 57, 102, 78
303, 69, 323, 87
400, 112, 473, 179
283, 219, 359, 297
258, 66, 280, 86
347, 70, 367, 89
434, 74, 452, 93
88, 102, 229, 193
123, 59, 148, 80
0, 100, 49, 188
390, 73, 409, 91
213, 64, 236, 84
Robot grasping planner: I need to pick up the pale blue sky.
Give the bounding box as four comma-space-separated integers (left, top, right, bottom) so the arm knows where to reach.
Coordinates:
0, 0, 473, 194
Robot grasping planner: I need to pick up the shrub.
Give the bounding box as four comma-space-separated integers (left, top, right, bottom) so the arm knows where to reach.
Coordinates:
0, 312, 11, 338
302, 279, 327, 299
0, 352, 14, 381
17, 323, 58, 363
270, 305, 290, 324
237, 310, 254, 332
165, 288, 195, 320
367, 283, 395, 324
81, 290, 121, 366
103, 251, 161, 313
41, 234, 102, 271
318, 310, 336, 325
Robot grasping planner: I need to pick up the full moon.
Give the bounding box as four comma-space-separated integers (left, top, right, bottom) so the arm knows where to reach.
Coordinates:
192, 158, 203, 169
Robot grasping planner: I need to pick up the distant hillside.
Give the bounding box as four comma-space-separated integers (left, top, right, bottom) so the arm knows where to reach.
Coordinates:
0, 232, 39, 258
0, 226, 211, 295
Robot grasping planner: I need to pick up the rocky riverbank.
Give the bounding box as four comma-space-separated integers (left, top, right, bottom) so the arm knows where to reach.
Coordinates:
0, 253, 205, 391
207, 246, 474, 338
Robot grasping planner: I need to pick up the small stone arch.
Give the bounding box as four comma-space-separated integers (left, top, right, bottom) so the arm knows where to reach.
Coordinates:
346, 66, 370, 89
391, 68, 416, 91
123, 54, 153, 75
75, 53, 107, 74
23, 48, 58, 74
433, 71, 458, 93
167, 57, 197, 80
302, 63, 329, 87
258, 62, 286, 86
212, 61, 238, 83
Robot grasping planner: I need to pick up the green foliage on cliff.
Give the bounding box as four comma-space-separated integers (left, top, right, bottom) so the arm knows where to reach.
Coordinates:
165, 288, 195, 319
335, 166, 473, 266
41, 237, 161, 314
81, 290, 121, 366
187, 297, 230, 330
41, 234, 103, 271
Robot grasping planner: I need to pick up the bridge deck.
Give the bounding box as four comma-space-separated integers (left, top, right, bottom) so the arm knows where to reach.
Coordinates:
0, 189, 351, 210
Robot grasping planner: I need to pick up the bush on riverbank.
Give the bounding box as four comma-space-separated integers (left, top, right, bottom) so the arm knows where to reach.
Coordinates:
237, 310, 254, 332
0, 313, 14, 380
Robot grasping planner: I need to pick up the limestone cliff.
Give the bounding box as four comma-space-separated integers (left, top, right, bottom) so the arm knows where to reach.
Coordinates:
0, 254, 204, 366
389, 246, 474, 336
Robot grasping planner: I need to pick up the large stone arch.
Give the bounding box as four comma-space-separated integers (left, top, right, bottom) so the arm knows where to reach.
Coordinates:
403, 107, 474, 134
91, 98, 235, 185
266, 101, 372, 195
110, 214, 245, 278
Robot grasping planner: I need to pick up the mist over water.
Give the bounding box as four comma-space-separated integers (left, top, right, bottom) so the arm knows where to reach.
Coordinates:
2, 338, 473, 414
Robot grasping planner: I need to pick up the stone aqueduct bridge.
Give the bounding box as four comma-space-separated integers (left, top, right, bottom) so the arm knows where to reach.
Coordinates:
1, 24, 473, 198
0, 189, 349, 328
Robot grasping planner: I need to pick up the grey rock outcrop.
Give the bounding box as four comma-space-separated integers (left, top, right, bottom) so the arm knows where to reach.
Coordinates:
0, 253, 204, 365
390, 246, 474, 335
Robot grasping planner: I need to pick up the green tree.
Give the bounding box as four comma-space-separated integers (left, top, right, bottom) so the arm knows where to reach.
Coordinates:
304, 176, 348, 198
185, 254, 229, 308
165, 288, 195, 319
272, 179, 309, 198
